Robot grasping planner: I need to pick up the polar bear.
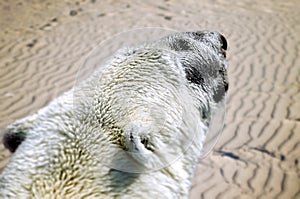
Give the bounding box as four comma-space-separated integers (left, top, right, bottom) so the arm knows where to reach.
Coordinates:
0, 31, 228, 198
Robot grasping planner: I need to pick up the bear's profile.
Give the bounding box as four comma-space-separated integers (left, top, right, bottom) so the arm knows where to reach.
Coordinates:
0, 31, 228, 198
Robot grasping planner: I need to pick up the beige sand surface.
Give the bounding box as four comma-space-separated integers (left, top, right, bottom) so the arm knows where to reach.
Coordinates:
0, 0, 299, 198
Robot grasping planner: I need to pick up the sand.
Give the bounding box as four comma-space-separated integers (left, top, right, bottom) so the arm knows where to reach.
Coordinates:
0, 0, 299, 198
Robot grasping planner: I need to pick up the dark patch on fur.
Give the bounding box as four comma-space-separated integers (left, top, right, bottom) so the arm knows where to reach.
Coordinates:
212, 68, 228, 102
212, 84, 226, 102
181, 54, 220, 94
184, 67, 205, 86
140, 137, 154, 152
170, 38, 191, 51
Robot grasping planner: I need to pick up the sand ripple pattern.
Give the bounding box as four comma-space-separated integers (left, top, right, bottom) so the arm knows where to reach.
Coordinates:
189, 1, 300, 198
0, 0, 299, 198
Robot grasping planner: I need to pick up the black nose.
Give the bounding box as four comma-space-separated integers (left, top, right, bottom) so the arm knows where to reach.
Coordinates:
219, 34, 227, 50
225, 81, 229, 92
2, 129, 26, 153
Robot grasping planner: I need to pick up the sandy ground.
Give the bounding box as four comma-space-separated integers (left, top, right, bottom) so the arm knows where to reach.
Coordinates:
0, 0, 300, 198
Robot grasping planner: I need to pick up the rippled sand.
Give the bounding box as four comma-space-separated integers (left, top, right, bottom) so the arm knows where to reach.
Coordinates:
0, 0, 299, 198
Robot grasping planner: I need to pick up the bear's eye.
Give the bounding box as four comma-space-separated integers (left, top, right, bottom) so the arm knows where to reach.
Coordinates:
2, 129, 26, 153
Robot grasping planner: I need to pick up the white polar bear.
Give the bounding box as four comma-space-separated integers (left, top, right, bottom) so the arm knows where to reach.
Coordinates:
0, 31, 228, 198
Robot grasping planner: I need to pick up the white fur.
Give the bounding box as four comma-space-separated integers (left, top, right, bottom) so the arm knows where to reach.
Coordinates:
0, 32, 228, 198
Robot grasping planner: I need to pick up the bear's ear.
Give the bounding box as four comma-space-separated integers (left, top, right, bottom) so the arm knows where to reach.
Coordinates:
2, 114, 37, 153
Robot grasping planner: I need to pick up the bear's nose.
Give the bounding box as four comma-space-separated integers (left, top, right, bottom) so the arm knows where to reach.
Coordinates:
2, 129, 26, 153
219, 34, 227, 51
